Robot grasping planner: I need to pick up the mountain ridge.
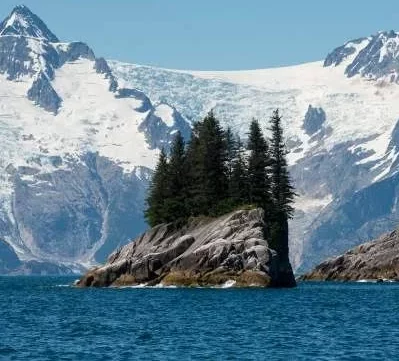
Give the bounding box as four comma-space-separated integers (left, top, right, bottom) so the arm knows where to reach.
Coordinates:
109, 29, 399, 270
0, 5, 191, 274
0, 5, 398, 273
0, 4, 59, 42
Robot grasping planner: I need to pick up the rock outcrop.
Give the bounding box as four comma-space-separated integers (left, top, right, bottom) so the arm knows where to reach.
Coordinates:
302, 229, 399, 281
77, 209, 296, 288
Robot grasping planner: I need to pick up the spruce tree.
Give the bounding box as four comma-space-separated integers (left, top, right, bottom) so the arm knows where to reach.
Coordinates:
269, 109, 296, 287
145, 149, 169, 227
225, 126, 237, 182
269, 109, 295, 219
247, 119, 272, 212
163, 131, 187, 223
229, 136, 248, 205
185, 111, 228, 216
184, 120, 206, 216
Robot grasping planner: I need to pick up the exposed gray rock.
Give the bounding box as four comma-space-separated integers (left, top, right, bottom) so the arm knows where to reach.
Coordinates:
77, 208, 296, 288
139, 103, 192, 151
6, 153, 149, 267
116, 88, 152, 112
324, 38, 366, 67
298, 172, 399, 272
0, 5, 59, 42
345, 31, 399, 81
303, 105, 327, 136
302, 229, 399, 281
27, 72, 62, 114
0, 36, 32, 79
94, 57, 118, 92
57, 42, 95, 64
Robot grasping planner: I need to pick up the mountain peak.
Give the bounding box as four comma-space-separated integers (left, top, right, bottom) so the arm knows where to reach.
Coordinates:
0, 5, 59, 42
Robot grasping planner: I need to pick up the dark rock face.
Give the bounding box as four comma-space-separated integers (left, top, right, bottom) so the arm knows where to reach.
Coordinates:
139, 103, 192, 151
299, 172, 399, 272
325, 31, 399, 82
303, 105, 326, 136
0, 36, 30, 79
0, 5, 59, 42
302, 229, 399, 281
27, 72, 62, 114
57, 42, 95, 63
324, 38, 366, 67
116, 88, 152, 112
94, 57, 118, 92
77, 209, 296, 288
5, 153, 149, 266
346, 31, 399, 80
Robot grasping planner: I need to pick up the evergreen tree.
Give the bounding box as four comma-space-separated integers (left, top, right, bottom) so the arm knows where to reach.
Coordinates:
268, 109, 297, 287
145, 149, 169, 227
184, 120, 207, 216
229, 136, 248, 205
247, 119, 272, 212
269, 109, 296, 219
185, 111, 228, 216
163, 131, 187, 223
225, 126, 237, 182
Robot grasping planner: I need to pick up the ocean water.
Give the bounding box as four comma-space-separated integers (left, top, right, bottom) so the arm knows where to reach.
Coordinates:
1, 277, 399, 361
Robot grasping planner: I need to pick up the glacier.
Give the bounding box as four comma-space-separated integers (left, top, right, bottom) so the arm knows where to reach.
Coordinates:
109, 30, 399, 271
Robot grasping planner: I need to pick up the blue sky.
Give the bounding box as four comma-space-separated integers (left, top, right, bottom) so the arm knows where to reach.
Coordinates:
1, 0, 399, 70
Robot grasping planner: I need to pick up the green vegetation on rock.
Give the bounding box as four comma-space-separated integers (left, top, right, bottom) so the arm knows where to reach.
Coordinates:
145, 109, 295, 284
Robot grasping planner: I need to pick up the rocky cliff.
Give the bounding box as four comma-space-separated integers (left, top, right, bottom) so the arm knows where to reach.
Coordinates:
302, 229, 399, 281
77, 209, 296, 288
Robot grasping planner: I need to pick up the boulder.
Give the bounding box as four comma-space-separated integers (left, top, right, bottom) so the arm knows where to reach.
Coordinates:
77, 208, 296, 288
302, 229, 399, 281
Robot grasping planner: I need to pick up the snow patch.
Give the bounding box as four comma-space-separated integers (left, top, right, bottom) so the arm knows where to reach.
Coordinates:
154, 103, 175, 127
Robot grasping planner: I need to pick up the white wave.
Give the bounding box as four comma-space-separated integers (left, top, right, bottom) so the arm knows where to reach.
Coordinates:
220, 280, 236, 288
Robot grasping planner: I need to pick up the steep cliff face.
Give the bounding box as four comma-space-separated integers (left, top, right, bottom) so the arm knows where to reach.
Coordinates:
77, 209, 296, 288
302, 229, 399, 281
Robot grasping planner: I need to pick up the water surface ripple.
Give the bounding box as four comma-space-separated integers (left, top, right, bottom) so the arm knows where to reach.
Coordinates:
1, 277, 399, 360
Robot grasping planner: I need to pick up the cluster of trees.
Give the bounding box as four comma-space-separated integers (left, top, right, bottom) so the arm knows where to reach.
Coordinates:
145, 109, 295, 252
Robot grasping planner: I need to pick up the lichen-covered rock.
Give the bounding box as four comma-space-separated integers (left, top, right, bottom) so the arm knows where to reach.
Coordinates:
302, 229, 399, 281
77, 208, 296, 288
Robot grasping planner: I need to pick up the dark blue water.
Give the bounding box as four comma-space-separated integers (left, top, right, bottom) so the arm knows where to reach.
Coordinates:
1, 277, 399, 361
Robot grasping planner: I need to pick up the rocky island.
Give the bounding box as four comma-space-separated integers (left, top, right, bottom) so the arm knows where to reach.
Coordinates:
302, 229, 399, 281
77, 208, 296, 288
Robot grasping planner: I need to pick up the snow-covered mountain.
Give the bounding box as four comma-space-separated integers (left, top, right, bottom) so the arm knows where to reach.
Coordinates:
1, 4, 399, 274
0, 5, 191, 274
110, 30, 399, 271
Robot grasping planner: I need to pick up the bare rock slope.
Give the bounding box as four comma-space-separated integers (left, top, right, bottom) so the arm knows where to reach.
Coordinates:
77, 209, 296, 288
302, 229, 399, 281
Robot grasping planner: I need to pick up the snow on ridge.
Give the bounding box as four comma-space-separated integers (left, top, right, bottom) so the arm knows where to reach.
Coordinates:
110, 58, 399, 170
378, 35, 399, 63
0, 58, 158, 177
